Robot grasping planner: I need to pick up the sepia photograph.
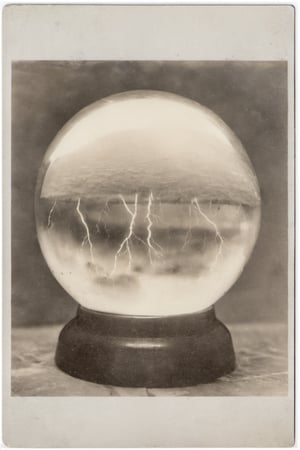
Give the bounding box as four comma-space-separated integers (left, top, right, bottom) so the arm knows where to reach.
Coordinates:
3, 4, 295, 448
11, 60, 288, 396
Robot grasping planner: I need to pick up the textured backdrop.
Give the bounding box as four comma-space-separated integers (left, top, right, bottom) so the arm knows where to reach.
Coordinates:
11, 61, 287, 326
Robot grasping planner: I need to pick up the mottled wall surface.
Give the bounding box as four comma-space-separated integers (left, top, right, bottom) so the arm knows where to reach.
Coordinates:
11, 61, 288, 326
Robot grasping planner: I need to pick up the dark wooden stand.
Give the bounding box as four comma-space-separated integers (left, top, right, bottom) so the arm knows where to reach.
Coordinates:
55, 306, 235, 387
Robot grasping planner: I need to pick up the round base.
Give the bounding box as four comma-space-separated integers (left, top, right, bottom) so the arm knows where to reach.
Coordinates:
55, 306, 235, 388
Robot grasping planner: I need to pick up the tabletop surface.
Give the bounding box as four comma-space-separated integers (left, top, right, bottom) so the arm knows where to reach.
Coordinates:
11, 322, 288, 396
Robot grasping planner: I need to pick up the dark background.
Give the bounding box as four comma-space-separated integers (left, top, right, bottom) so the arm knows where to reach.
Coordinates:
11, 61, 287, 326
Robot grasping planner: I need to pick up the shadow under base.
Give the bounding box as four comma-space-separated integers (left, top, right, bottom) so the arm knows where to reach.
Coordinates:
55, 306, 235, 387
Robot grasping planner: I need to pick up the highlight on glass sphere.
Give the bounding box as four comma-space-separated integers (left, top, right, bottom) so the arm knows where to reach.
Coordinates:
35, 90, 261, 316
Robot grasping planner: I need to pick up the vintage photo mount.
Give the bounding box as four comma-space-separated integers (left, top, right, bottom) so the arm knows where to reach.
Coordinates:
2, 4, 295, 448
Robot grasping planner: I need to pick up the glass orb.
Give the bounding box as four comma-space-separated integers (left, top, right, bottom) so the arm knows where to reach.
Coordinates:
35, 91, 261, 316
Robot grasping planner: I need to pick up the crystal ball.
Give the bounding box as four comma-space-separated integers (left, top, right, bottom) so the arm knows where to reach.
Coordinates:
35, 91, 261, 316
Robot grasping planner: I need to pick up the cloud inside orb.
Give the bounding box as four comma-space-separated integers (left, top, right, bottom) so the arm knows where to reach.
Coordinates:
40, 90, 261, 207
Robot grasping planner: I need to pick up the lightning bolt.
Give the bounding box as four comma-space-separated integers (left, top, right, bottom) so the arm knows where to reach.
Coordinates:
47, 199, 56, 228
111, 194, 138, 275
150, 202, 167, 227
132, 232, 148, 248
95, 201, 111, 240
81, 236, 87, 247
192, 198, 224, 268
182, 203, 193, 250
146, 192, 163, 264
76, 198, 95, 265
